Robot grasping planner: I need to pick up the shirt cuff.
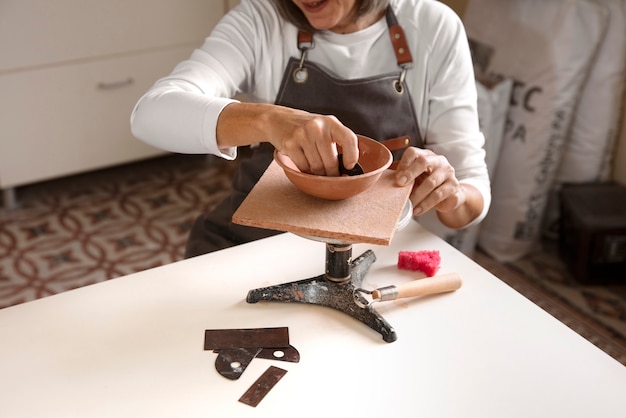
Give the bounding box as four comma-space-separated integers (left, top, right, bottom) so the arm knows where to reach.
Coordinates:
203, 97, 240, 160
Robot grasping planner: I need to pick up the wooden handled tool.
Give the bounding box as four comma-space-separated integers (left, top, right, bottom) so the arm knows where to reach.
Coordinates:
353, 272, 462, 308
371, 272, 462, 301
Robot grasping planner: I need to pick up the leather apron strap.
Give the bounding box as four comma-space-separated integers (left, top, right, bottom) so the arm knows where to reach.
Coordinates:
184, 7, 421, 257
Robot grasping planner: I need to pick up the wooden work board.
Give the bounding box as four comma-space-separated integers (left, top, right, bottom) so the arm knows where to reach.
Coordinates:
232, 160, 413, 245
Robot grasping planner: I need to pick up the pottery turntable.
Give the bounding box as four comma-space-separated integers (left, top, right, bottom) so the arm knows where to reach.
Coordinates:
232, 159, 460, 342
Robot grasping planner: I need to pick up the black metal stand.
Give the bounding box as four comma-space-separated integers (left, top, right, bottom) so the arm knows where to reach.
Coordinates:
246, 243, 397, 342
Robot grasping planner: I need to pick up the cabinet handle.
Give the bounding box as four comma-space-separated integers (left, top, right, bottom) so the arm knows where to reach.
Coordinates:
97, 77, 134, 90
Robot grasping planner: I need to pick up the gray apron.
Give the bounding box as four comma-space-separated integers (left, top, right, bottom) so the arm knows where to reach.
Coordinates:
184, 8, 422, 258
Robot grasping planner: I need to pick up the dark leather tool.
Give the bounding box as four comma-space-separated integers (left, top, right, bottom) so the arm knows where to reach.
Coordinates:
338, 154, 364, 176
239, 366, 288, 407
204, 327, 299, 380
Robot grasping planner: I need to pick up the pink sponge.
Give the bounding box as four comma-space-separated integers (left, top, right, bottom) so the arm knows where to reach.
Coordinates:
397, 250, 441, 277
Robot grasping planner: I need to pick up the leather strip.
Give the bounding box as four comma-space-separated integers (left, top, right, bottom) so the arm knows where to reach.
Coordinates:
297, 31, 313, 50
215, 347, 261, 380
203, 327, 290, 350
239, 366, 288, 407
383, 136, 412, 151
385, 7, 413, 66
389, 25, 413, 66
384, 136, 412, 170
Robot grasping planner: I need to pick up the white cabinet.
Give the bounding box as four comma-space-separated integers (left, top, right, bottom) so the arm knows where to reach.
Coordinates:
0, 0, 226, 205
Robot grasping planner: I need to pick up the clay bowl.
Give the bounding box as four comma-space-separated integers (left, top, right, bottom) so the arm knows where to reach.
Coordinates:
274, 135, 393, 200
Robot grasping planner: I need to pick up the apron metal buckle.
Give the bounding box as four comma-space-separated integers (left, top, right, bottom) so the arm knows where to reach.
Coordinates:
293, 48, 310, 83
394, 64, 412, 94
293, 66, 309, 83
294, 31, 314, 83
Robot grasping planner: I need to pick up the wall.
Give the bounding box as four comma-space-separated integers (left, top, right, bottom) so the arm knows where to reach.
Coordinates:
439, 0, 468, 16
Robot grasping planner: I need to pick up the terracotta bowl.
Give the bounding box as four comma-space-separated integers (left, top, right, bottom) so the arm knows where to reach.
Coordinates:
274, 135, 393, 200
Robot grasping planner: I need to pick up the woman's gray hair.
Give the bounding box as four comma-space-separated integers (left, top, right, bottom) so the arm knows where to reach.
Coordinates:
273, 0, 390, 32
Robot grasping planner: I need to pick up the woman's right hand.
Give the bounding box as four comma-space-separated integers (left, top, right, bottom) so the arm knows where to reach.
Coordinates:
217, 102, 359, 177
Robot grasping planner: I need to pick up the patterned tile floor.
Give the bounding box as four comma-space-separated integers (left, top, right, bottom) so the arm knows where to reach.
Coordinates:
1, 153, 625, 365
0, 154, 237, 306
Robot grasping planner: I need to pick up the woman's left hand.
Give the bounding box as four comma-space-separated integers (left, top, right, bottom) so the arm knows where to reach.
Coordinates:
394, 147, 482, 229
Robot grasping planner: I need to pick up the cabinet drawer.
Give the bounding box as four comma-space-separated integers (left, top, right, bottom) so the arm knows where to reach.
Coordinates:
0, 0, 223, 71
0, 46, 195, 189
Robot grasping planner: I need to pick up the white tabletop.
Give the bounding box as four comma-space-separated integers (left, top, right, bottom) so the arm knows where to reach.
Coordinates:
1, 221, 625, 417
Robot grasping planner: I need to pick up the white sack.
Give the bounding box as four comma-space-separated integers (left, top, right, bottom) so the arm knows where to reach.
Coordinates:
463, 0, 608, 261
476, 77, 513, 181
417, 78, 512, 257
543, 0, 626, 237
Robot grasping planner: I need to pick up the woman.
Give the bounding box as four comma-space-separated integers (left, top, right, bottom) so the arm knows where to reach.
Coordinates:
131, 0, 490, 257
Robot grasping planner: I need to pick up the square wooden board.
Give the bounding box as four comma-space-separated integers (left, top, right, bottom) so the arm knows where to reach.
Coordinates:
232, 161, 412, 245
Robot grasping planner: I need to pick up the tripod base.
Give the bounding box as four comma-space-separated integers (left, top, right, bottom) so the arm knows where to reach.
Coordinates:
246, 246, 397, 343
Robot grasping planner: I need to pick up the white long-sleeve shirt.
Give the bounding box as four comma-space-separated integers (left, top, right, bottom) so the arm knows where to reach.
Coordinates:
131, 0, 491, 225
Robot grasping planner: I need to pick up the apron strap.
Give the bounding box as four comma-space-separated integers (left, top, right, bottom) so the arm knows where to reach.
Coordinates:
297, 31, 313, 51
382, 136, 412, 170
295, 31, 313, 83
385, 8, 413, 68
296, 7, 413, 88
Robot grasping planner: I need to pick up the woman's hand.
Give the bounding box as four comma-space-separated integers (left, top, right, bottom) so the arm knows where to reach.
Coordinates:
395, 147, 483, 229
217, 102, 359, 177
269, 107, 360, 177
